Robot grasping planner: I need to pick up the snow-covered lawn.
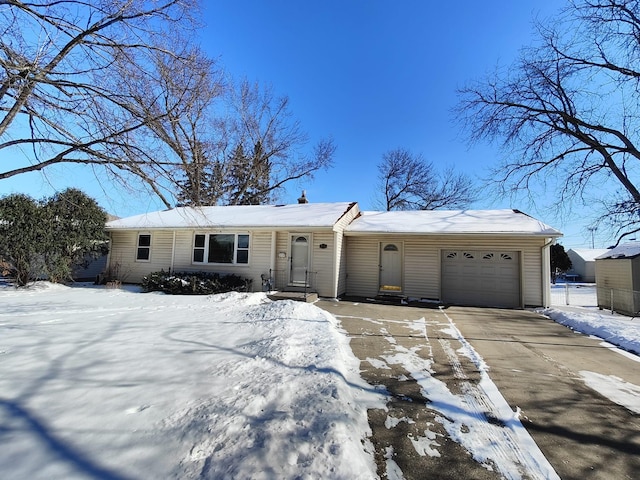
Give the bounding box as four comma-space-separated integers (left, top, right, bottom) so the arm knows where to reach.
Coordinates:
1, 281, 638, 479
0, 283, 381, 480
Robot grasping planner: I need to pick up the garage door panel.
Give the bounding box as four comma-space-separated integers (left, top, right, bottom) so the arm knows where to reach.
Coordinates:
441, 250, 521, 308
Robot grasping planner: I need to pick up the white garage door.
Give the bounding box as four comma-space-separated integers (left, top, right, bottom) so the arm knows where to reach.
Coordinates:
441, 250, 521, 308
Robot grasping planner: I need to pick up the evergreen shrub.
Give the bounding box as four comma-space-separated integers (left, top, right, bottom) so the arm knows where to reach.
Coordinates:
141, 270, 252, 295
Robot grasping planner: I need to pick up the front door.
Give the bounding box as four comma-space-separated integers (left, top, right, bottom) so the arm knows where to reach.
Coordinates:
379, 242, 402, 293
290, 234, 310, 284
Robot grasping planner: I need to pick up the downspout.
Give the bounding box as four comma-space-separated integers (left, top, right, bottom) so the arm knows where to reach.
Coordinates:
333, 230, 340, 299
541, 237, 555, 308
170, 231, 177, 273
270, 231, 277, 286
104, 231, 113, 280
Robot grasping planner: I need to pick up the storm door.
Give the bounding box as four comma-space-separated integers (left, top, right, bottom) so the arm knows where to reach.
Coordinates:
290, 234, 310, 284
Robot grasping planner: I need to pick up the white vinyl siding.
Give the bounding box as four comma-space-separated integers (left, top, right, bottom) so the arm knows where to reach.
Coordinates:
311, 232, 334, 297
404, 241, 438, 298
273, 232, 290, 290
345, 237, 380, 297
336, 233, 348, 296
595, 257, 640, 315
108, 230, 174, 283
346, 235, 547, 307
333, 203, 360, 297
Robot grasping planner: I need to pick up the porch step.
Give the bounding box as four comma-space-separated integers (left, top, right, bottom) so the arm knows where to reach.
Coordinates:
267, 291, 318, 303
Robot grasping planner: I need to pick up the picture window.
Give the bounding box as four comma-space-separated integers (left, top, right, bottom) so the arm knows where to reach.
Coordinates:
193, 233, 250, 265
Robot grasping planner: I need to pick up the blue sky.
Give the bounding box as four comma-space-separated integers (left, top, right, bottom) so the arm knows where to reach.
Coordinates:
1, 1, 613, 248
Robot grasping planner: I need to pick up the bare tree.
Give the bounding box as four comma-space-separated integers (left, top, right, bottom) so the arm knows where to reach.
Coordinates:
1, 2, 334, 207
457, 0, 640, 243
217, 80, 335, 206
162, 78, 335, 207
0, 0, 198, 190
108, 43, 227, 207
100, 33, 336, 207
376, 148, 477, 211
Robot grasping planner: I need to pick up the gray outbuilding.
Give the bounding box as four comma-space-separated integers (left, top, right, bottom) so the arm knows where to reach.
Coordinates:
595, 242, 640, 315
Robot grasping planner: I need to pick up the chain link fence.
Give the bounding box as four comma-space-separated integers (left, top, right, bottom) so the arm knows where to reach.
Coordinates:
595, 287, 640, 316
551, 282, 640, 315
550, 283, 597, 307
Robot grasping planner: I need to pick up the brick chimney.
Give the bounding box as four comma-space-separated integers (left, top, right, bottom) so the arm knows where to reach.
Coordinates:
297, 190, 309, 204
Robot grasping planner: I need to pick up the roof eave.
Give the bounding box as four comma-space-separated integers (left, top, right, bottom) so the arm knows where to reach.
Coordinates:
343, 230, 563, 237
105, 225, 339, 232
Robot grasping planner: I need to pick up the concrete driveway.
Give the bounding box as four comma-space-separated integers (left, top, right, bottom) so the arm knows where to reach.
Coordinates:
317, 299, 640, 480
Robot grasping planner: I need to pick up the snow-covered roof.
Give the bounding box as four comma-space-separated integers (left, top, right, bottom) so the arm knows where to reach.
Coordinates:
105, 202, 357, 230
568, 248, 610, 262
345, 209, 562, 236
596, 242, 640, 260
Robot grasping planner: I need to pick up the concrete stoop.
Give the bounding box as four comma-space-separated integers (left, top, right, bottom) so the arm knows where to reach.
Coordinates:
267, 291, 318, 303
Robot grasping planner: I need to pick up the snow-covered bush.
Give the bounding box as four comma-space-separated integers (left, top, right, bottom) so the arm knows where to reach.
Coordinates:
141, 270, 252, 295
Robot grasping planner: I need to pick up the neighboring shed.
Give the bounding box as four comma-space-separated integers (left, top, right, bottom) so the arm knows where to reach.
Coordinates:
566, 248, 609, 282
344, 209, 562, 308
105, 202, 359, 298
595, 242, 640, 316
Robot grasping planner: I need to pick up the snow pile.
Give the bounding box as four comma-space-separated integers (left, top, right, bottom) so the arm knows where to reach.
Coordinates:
0, 284, 381, 480
539, 306, 640, 354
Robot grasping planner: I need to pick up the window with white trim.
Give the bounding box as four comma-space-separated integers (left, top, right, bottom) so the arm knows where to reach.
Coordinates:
136, 234, 151, 261
193, 233, 250, 264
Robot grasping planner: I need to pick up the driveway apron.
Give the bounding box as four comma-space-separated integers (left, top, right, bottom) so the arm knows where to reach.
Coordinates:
446, 306, 640, 480
317, 299, 640, 480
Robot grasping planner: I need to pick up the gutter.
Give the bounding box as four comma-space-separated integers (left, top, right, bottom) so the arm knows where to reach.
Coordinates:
105, 231, 113, 279
170, 231, 176, 273
541, 237, 556, 308
104, 225, 339, 233
343, 230, 563, 237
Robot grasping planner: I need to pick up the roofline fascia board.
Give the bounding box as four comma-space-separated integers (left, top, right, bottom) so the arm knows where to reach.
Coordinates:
334, 202, 358, 224
343, 231, 563, 237
105, 226, 339, 232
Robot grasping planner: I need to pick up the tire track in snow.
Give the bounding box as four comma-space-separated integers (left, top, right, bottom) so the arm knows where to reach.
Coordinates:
432, 308, 560, 480
357, 311, 559, 479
